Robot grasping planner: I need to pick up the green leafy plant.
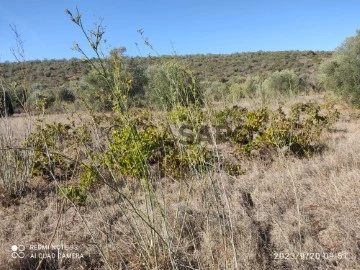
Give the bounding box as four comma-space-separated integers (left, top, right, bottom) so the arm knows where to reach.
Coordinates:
105, 123, 168, 178
163, 143, 214, 178
320, 30, 360, 105
24, 121, 91, 178
212, 102, 338, 158
223, 160, 243, 176
59, 185, 87, 203
59, 165, 100, 203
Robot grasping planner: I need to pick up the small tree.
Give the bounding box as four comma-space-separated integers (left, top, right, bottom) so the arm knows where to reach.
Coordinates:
320, 30, 360, 105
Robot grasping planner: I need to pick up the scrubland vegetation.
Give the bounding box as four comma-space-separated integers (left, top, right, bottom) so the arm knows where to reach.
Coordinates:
0, 9, 360, 270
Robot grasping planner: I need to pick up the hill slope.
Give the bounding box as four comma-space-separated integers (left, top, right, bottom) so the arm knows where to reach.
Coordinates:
0, 50, 332, 88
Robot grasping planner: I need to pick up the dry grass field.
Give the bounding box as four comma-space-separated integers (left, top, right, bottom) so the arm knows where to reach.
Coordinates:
2, 4, 360, 269
0, 93, 359, 269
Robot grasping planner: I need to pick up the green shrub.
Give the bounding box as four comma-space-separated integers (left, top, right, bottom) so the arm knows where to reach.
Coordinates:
26, 83, 55, 110
80, 70, 113, 111
320, 30, 360, 105
24, 122, 91, 178
229, 82, 243, 100
78, 49, 133, 112
204, 80, 230, 102
242, 75, 263, 97
126, 58, 148, 107
146, 61, 204, 110
162, 143, 214, 178
59, 165, 100, 203
213, 102, 338, 158
228, 74, 265, 100
58, 85, 75, 103
223, 160, 243, 176
262, 69, 304, 96
103, 111, 213, 179
105, 123, 168, 179
9, 84, 27, 112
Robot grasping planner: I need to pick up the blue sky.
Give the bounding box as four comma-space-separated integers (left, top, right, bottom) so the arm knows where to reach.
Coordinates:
0, 0, 359, 62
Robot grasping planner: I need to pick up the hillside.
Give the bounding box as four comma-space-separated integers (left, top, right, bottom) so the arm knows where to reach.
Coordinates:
0, 50, 332, 89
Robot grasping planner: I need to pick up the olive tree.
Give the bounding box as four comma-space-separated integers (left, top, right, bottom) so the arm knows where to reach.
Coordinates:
320, 30, 360, 105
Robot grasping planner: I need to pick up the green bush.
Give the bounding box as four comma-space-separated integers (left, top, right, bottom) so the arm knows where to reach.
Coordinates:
26, 83, 55, 110
146, 61, 204, 110
229, 82, 243, 100
320, 30, 360, 105
126, 58, 148, 105
58, 85, 75, 103
103, 111, 213, 179
9, 85, 27, 112
213, 102, 338, 158
78, 49, 134, 112
204, 80, 230, 102
106, 123, 169, 178
240, 75, 264, 98
262, 69, 304, 96
24, 122, 91, 178
80, 70, 113, 111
